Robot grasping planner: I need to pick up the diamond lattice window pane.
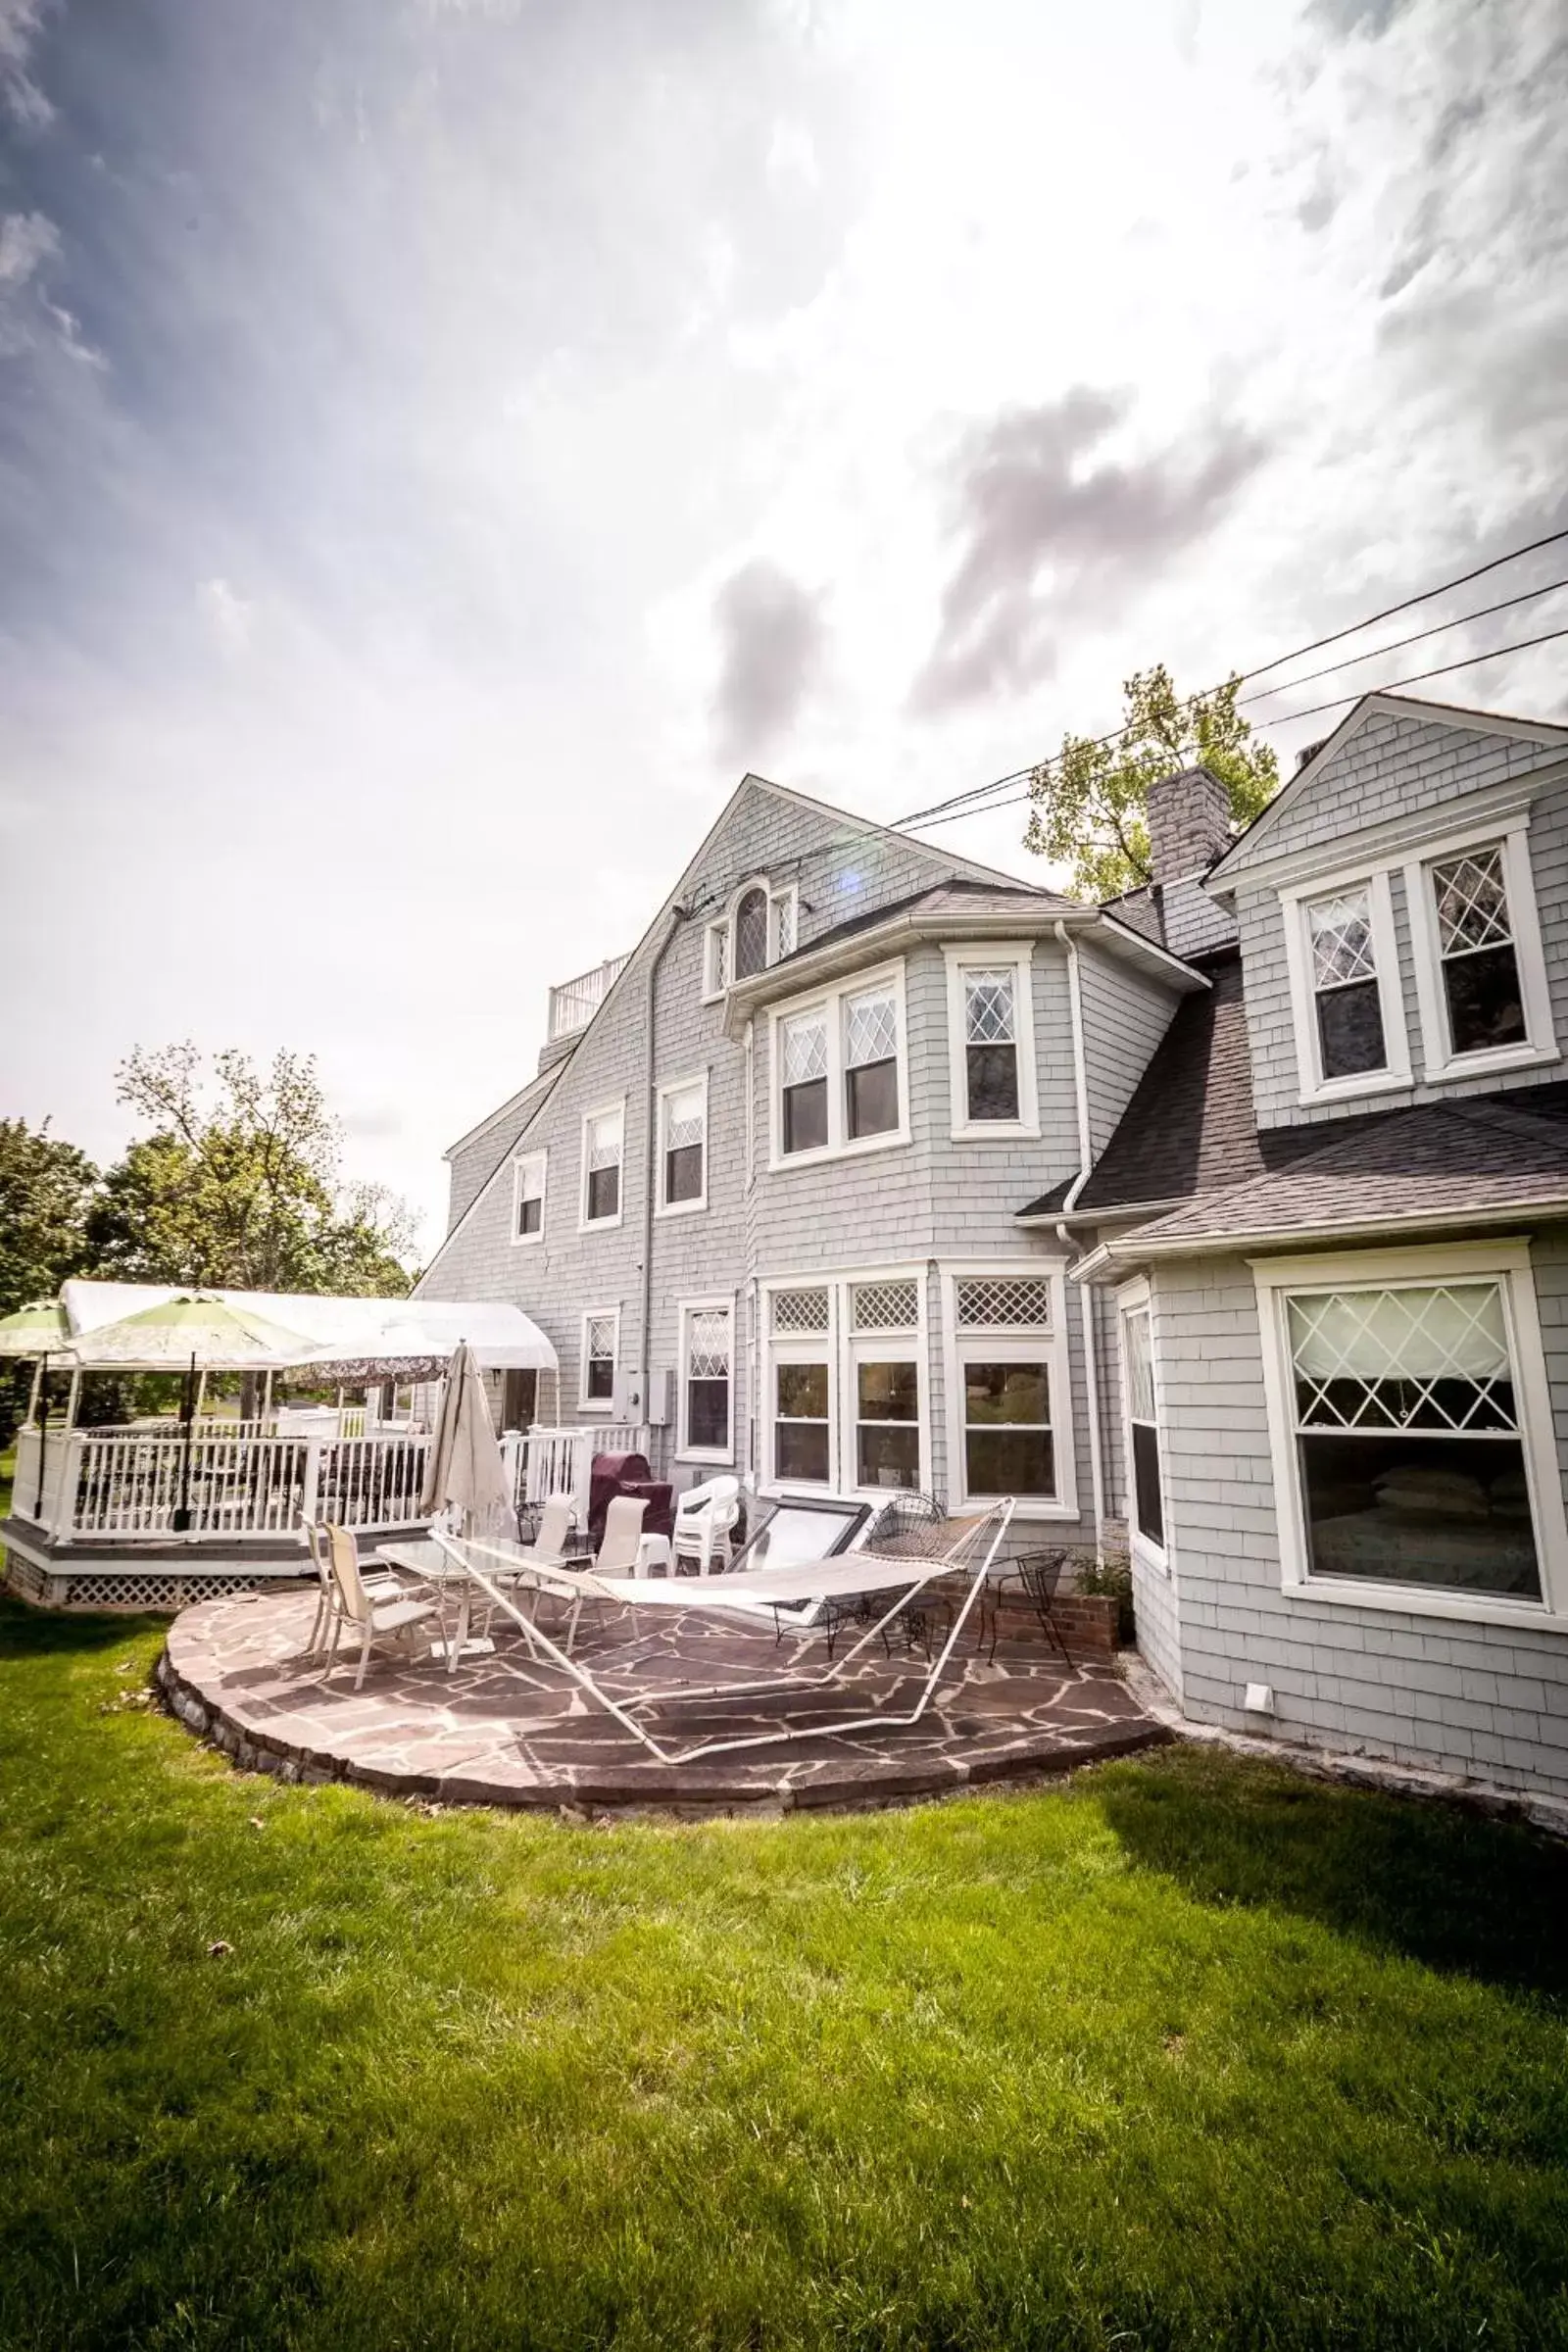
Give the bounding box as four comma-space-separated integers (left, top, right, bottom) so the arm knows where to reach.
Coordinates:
772, 1287, 830, 1335
1287, 1282, 1517, 1432
1433, 847, 1513, 956
964, 969, 1016, 1045
586, 1315, 615, 1361
710, 926, 730, 990
1124, 1306, 1154, 1422
587, 1112, 622, 1170
773, 892, 796, 958
781, 1011, 828, 1086
955, 1276, 1054, 1331
516, 1156, 543, 1202
663, 1085, 705, 1150
850, 1278, 919, 1332
844, 988, 899, 1069
735, 888, 769, 979
688, 1308, 731, 1378
1308, 891, 1377, 989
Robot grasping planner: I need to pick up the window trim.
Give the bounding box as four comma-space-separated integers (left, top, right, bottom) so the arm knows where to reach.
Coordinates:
676, 1292, 735, 1465
578, 1305, 620, 1418
577, 1098, 626, 1233
1403, 814, 1558, 1083
1252, 1239, 1568, 1633
767, 959, 912, 1171
762, 1280, 840, 1494
1280, 863, 1410, 1106
655, 1070, 710, 1220
759, 1265, 932, 1500
939, 1260, 1077, 1522
943, 944, 1041, 1141
1115, 1274, 1168, 1572
701, 878, 801, 1004
510, 1149, 547, 1249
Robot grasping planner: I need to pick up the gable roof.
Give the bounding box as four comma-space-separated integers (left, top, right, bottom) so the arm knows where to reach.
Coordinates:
1089, 1086, 1568, 1263
1205, 691, 1568, 887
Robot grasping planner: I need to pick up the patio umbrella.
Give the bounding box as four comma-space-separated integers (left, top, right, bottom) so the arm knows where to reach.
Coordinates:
420, 1342, 517, 1538
64, 1294, 317, 1532
0, 1300, 68, 1358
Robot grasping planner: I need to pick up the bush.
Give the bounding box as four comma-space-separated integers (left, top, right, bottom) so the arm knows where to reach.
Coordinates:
1074, 1547, 1136, 1644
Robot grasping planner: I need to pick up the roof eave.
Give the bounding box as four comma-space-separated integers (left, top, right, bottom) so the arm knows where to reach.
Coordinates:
1090, 1193, 1568, 1270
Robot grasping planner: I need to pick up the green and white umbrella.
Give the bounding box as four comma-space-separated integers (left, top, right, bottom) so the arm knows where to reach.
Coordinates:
64, 1294, 317, 1370
0, 1300, 68, 1359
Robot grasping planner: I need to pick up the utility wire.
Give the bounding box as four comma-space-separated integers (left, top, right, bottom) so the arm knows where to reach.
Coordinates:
892, 523, 1568, 831
1237, 573, 1568, 709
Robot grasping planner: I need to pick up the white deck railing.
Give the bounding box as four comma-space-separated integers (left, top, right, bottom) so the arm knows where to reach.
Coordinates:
546, 952, 630, 1041
509, 1424, 651, 1522
13, 1425, 433, 1545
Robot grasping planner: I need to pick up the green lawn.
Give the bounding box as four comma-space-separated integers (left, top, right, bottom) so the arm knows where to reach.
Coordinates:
1, 1598, 1565, 2351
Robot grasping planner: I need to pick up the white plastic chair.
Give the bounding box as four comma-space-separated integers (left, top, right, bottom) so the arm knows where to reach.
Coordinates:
671, 1476, 741, 1577
321, 1524, 440, 1690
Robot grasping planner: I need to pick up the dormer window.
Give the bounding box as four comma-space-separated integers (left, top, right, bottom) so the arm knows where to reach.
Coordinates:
702, 879, 800, 1002
1281, 867, 1409, 1105
1430, 847, 1526, 1055
1307, 889, 1386, 1081
1405, 818, 1557, 1083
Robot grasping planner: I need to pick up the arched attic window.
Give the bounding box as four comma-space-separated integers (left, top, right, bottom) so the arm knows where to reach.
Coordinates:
734, 887, 770, 979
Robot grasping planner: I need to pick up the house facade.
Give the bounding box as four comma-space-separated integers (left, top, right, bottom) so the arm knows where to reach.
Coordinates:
420, 694, 1568, 1805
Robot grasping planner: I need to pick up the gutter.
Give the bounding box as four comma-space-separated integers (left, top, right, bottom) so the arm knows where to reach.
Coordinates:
1053, 919, 1106, 1563
637, 907, 689, 1431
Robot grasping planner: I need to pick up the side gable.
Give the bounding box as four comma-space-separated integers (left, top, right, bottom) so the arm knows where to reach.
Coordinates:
1209, 693, 1568, 885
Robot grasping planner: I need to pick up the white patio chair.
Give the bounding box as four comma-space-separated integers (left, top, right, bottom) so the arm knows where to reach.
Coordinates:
469, 1496, 576, 1648
300, 1518, 405, 1661
671, 1475, 741, 1577
320, 1523, 440, 1690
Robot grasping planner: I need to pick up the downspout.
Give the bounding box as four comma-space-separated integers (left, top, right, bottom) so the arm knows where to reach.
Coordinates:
639, 908, 689, 1455
1053, 920, 1106, 1565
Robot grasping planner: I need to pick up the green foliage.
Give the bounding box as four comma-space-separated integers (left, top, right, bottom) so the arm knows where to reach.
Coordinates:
85, 1045, 416, 1298
0, 1117, 98, 1316
1025, 662, 1281, 901
1073, 1546, 1136, 1644
3, 1604, 1567, 2350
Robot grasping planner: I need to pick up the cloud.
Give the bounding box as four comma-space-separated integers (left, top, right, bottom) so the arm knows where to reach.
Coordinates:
198, 576, 255, 656
710, 561, 827, 765
909, 391, 1269, 713
0, 0, 53, 126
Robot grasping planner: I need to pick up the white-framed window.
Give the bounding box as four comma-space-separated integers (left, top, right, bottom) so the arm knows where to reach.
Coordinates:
656, 1072, 709, 1216
760, 1270, 931, 1496
579, 1101, 624, 1230
1404, 818, 1557, 1082
703, 879, 801, 1002
768, 962, 910, 1169
940, 1266, 1076, 1519
943, 946, 1040, 1139
511, 1150, 546, 1246
1281, 865, 1409, 1104
1117, 1276, 1166, 1565
579, 1307, 619, 1413
677, 1297, 733, 1462
1254, 1240, 1568, 1630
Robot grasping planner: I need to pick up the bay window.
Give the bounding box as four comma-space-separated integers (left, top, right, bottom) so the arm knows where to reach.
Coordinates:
849, 1278, 921, 1492
770, 1286, 834, 1485
1256, 1243, 1568, 1622
770, 963, 908, 1166
942, 1270, 1072, 1515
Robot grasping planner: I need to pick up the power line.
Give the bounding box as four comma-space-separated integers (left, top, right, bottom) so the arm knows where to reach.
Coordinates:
901, 619, 1568, 831
892, 523, 1568, 832
1237, 573, 1568, 709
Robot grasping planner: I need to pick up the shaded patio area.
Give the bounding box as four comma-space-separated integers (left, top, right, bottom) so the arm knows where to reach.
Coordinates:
160, 1586, 1167, 1812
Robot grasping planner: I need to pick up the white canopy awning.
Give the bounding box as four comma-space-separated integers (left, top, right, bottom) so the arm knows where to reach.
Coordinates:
58, 1281, 557, 1375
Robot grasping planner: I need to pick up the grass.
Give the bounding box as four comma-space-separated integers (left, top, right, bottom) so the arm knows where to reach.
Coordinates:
0, 1597, 1565, 2350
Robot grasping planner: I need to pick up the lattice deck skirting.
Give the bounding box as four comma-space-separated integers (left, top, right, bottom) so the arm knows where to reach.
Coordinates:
3, 1556, 310, 1612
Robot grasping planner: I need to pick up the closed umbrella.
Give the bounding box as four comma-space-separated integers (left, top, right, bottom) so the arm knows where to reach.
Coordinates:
65, 1294, 317, 1532
420, 1342, 517, 1538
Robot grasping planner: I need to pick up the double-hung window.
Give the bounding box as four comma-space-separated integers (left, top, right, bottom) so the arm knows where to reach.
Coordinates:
1256, 1242, 1568, 1622
581, 1310, 618, 1409
769, 1286, 833, 1486
848, 1279, 922, 1491
580, 1103, 624, 1228
1404, 822, 1556, 1080
1119, 1284, 1165, 1556
944, 947, 1040, 1136
770, 963, 908, 1166
679, 1299, 732, 1459
943, 1269, 1073, 1515
1283, 869, 1407, 1103
512, 1151, 546, 1245
658, 1075, 708, 1214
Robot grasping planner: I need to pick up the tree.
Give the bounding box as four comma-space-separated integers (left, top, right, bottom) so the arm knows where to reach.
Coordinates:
1024, 663, 1279, 902
86, 1047, 417, 1298
0, 1117, 98, 1316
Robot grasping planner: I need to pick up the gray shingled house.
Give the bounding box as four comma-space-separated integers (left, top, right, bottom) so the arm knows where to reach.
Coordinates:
419, 690, 1568, 1804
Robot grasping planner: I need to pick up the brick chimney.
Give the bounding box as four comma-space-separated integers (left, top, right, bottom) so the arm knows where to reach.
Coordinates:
1145, 764, 1232, 885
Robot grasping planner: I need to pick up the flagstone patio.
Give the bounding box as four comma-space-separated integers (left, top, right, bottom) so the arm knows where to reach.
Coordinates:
159, 1585, 1167, 1813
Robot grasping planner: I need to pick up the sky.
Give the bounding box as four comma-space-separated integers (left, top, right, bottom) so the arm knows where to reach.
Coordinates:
3, 0, 1566, 1256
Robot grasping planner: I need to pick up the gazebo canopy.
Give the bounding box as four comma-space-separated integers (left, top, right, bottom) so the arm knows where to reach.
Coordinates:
57, 1281, 557, 1377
